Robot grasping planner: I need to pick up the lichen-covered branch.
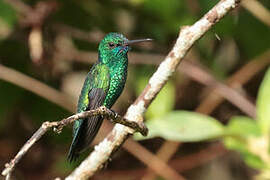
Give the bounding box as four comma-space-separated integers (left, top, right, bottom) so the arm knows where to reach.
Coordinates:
65, 0, 241, 179
1, 106, 147, 180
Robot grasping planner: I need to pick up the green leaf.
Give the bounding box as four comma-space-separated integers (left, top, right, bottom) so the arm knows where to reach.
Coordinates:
257, 67, 270, 134
134, 111, 224, 142
224, 137, 247, 154
224, 115, 268, 170
224, 137, 267, 170
225, 116, 261, 137
244, 153, 267, 169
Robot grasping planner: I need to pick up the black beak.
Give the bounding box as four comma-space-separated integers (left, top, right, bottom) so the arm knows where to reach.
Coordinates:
126, 38, 153, 45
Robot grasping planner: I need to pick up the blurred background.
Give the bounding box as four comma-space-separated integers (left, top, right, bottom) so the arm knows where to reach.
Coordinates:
0, 0, 270, 179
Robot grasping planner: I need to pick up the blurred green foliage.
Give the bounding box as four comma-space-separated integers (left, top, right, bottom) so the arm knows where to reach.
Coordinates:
0, 1, 16, 26
135, 110, 225, 142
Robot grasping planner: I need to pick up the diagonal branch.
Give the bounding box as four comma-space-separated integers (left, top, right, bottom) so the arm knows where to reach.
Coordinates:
1, 106, 148, 179
65, 0, 242, 179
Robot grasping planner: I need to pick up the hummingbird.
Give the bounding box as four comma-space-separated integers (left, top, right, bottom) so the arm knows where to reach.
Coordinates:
68, 32, 152, 162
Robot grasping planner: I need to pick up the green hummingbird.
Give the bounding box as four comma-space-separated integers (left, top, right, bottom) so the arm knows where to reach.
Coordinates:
68, 32, 152, 162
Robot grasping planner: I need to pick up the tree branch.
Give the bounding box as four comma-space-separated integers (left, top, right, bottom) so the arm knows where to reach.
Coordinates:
1, 106, 148, 179
65, 0, 241, 179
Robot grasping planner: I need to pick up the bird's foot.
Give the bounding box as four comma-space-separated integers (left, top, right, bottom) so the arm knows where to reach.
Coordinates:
136, 121, 148, 136
104, 107, 148, 136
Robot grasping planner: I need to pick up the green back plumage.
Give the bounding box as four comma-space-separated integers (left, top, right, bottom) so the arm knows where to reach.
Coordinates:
73, 63, 110, 134
76, 63, 110, 113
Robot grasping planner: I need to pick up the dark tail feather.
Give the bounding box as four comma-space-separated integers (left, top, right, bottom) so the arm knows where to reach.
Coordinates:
67, 147, 79, 163
68, 88, 106, 163
67, 116, 104, 163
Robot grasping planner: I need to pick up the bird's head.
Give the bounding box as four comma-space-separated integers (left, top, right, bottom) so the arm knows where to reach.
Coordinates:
98, 32, 152, 64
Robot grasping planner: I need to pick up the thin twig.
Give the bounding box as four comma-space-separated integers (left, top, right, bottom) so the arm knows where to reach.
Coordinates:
65, 0, 241, 179
1, 106, 148, 178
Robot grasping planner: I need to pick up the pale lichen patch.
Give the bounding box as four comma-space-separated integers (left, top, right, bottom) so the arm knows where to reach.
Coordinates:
146, 59, 173, 100
125, 101, 146, 120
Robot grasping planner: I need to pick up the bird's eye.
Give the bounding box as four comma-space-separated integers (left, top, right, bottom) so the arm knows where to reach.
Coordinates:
108, 42, 115, 48
116, 43, 121, 47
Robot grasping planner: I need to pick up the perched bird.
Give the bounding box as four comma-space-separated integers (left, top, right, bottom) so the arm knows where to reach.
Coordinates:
68, 33, 152, 162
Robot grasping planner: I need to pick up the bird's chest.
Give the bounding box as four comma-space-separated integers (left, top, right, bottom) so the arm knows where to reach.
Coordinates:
104, 66, 127, 108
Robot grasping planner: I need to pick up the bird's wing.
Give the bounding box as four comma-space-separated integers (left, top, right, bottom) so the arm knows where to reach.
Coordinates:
68, 63, 110, 162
